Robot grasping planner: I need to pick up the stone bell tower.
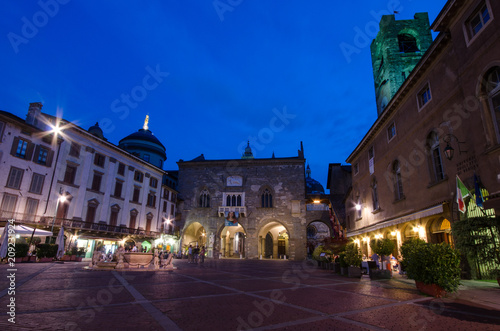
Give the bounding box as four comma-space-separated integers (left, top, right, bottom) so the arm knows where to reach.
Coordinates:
371, 13, 433, 116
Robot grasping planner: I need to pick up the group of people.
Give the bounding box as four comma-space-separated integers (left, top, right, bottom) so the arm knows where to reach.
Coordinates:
187, 245, 206, 264
370, 252, 399, 271
125, 245, 149, 253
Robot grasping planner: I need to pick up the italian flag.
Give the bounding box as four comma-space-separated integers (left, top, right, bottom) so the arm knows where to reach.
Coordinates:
456, 176, 470, 213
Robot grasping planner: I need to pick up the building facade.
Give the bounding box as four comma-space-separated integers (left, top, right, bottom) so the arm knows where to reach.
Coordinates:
0, 103, 178, 256
177, 143, 311, 260
346, 0, 500, 270
0, 106, 57, 225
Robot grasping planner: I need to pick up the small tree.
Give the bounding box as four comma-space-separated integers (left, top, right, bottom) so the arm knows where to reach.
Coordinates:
370, 238, 395, 257
36, 244, 58, 259
15, 243, 30, 258
344, 243, 362, 267
312, 245, 333, 261
401, 239, 461, 293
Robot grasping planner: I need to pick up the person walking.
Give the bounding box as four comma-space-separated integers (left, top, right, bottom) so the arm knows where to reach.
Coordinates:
193, 246, 200, 264
188, 245, 193, 263
200, 246, 205, 264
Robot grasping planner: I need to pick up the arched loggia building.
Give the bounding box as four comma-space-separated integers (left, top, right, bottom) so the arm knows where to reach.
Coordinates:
177, 142, 308, 260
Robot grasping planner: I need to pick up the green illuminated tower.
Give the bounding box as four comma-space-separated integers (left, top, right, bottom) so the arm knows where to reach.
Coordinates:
371, 13, 433, 116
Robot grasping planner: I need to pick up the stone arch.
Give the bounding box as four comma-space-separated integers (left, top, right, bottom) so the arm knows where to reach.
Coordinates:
397, 28, 420, 52
381, 229, 399, 257
215, 221, 247, 258
306, 219, 332, 258
181, 221, 207, 251
427, 217, 453, 244
401, 221, 428, 242
257, 219, 291, 259
476, 63, 500, 145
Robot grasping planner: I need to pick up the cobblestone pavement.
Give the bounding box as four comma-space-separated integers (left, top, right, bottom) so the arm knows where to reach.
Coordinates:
0, 259, 499, 330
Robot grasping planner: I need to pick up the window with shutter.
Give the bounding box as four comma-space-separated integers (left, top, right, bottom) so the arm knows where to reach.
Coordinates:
25, 198, 39, 219
69, 142, 81, 157
13, 138, 28, 158
63, 165, 77, 184
94, 153, 106, 167
6, 167, 24, 189
1, 194, 17, 218
132, 187, 141, 202
91, 173, 102, 191
114, 180, 123, 198
37, 146, 49, 165
117, 162, 125, 175
29, 173, 45, 194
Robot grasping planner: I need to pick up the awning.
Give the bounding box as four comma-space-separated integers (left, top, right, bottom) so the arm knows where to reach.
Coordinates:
0, 225, 53, 237
347, 204, 444, 237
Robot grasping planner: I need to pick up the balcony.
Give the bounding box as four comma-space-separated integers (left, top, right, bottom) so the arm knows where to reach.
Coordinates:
0, 211, 161, 238
218, 206, 247, 217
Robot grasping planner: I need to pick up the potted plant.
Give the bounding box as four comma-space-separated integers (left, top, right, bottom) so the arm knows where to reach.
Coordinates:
70, 246, 78, 261
76, 247, 86, 261
36, 244, 58, 262
401, 239, 461, 297
61, 251, 72, 261
369, 238, 396, 279
312, 245, 332, 268
344, 243, 362, 278
15, 243, 30, 263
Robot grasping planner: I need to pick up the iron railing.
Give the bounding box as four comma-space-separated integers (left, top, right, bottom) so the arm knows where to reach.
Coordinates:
0, 211, 162, 238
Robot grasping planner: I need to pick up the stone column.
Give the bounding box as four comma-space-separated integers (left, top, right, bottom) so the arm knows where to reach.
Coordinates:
228, 237, 233, 257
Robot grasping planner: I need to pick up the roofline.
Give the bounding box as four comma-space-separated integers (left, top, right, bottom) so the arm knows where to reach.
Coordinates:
41, 112, 167, 174
431, 0, 457, 32
0, 110, 44, 133
345, 31, 450, 163
178, 157, 305, 167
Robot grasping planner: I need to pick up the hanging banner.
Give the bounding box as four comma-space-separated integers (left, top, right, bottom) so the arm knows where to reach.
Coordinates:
225, 211, 239, 226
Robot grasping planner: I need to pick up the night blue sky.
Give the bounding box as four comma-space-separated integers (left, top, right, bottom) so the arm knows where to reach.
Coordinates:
1, 0, 447, 191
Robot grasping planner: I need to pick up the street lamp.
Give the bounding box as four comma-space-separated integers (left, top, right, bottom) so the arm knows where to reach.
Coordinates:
443, 134, 467, 161
51, 193, 67, 234
164, 218, 171, 234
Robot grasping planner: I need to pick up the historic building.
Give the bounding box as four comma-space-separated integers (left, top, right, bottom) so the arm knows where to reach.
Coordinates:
326, 163, 352, 237
0, 103, 178, 257
371, 13, 433, 116
177, 143, 318, 260
346, 0, 500, 272
304, 165, 334, 257
0, 106, 58, 223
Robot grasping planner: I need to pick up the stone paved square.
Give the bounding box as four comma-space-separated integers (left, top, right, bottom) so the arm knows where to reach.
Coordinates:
0, 260, 499, 330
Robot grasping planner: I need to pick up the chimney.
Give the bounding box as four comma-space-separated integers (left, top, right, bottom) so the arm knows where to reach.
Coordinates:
26, 102, 43, 127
